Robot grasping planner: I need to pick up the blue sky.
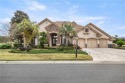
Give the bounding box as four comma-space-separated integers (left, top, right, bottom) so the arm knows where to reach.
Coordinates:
0, 0, 125, 37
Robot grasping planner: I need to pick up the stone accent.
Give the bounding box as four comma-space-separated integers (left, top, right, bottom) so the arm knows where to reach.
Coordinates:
45, 24, 59, 32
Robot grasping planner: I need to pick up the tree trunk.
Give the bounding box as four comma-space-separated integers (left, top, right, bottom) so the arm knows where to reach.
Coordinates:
66, 36, 69, 46
23, 33, 26, 48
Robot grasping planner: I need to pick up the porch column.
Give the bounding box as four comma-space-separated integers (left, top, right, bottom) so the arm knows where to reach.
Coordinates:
85, 38, 87, 48
97, 39, 100, 48
35, 36, 38, 45
56, 33, 60, 46
47, 33, 52, 47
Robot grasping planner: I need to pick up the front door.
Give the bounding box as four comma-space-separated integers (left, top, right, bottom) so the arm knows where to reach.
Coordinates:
51, 33, 57, 46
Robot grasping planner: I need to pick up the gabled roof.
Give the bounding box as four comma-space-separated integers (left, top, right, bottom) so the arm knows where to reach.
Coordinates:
45, 23, 59, 31
38, 18, 53, 25
38, 18, 84, 32
37, 18, 113, 39
86, 23, 113, 39
54, 21, 83, 32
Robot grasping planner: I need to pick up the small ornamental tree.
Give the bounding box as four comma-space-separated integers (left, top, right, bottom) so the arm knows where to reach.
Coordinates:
116, 40, 125, 47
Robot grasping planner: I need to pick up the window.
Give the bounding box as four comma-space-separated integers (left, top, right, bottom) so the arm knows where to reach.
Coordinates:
85, 29, 89, 32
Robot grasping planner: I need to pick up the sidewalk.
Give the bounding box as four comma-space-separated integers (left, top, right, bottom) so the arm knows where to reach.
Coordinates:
1, 61, 125, 64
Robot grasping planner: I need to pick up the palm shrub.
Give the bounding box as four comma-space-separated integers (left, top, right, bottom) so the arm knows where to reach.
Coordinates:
59, 24, 77, 46
39, 32, 48, 48
17, 19, 38, 48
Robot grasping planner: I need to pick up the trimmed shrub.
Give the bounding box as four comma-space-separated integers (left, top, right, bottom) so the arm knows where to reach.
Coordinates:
18, 46, 32, 51
0, 44, 11, 49
68, 43, 73, 46
57, 46, 64, 51
56, 46, 75, 52
14, 43, 23, 48
18, 47, 26, 51
26, 46, 32, 51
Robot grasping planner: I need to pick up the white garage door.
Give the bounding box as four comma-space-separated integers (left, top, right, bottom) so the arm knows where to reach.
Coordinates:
87, 39, 97, 48
78, 39, 85, 48
99, 39, 108, 48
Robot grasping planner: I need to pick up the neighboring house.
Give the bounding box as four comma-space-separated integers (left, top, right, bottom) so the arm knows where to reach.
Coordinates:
35, 18, 113, 48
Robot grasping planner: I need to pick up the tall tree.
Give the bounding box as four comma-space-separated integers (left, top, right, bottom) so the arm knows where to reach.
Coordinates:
11, 10, 29, 23
60, 24, 76, 46
17, 19, 38, 48
10, 10, 29, 42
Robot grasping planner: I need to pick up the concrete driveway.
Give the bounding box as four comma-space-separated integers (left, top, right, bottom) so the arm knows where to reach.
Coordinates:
83, 48, 125, 61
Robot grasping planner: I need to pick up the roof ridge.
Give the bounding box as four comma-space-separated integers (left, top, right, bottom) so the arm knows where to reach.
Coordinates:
87, 22, 112, 39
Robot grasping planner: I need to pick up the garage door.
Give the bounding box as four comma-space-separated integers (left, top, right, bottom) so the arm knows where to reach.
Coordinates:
78, 39, 85, 48
87, 39, 97, 48
99, 39, 108, 48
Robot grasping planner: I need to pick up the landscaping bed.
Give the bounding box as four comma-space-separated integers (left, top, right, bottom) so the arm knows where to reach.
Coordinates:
112, 47, 125, 50
0, 49, 93, 61
9, 49, 88, 54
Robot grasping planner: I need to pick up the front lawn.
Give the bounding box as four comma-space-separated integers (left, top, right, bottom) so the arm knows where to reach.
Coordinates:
0, 49, 93, 61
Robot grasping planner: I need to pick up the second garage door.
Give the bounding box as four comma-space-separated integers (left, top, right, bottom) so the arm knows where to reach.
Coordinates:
99, 39, 108, 48
87, 39, 97, 48
78, 39, 85, 48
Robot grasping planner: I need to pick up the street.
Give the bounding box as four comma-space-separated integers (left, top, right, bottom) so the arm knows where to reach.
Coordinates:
0, 64, 125, 83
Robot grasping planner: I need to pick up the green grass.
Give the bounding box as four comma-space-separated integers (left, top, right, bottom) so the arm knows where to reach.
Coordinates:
0, 43, 7, 45
0, 49, 93, 61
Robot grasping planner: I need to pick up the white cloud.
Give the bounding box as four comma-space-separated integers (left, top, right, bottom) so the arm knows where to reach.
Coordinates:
0, 18, 11, 23
68, 16, 106, 25
116, 26, 125, 30
96, 21, 105, 26
25, 1, 46, 11
67, 5, 79, 16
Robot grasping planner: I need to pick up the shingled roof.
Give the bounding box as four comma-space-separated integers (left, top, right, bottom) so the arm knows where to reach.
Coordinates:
54, 21, 84, 32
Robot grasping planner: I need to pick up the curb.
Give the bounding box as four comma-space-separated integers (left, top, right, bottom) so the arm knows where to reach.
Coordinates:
1, 61, 125, 64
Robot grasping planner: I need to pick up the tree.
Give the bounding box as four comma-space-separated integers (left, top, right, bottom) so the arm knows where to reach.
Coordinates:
17, 19, 38, 48
116, 40, 125, 47
115, 35, 118, 38
39, 32, 47, 48
11, 10, 29, 23
10, 10, 29, 42
59, 24, 76, 46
